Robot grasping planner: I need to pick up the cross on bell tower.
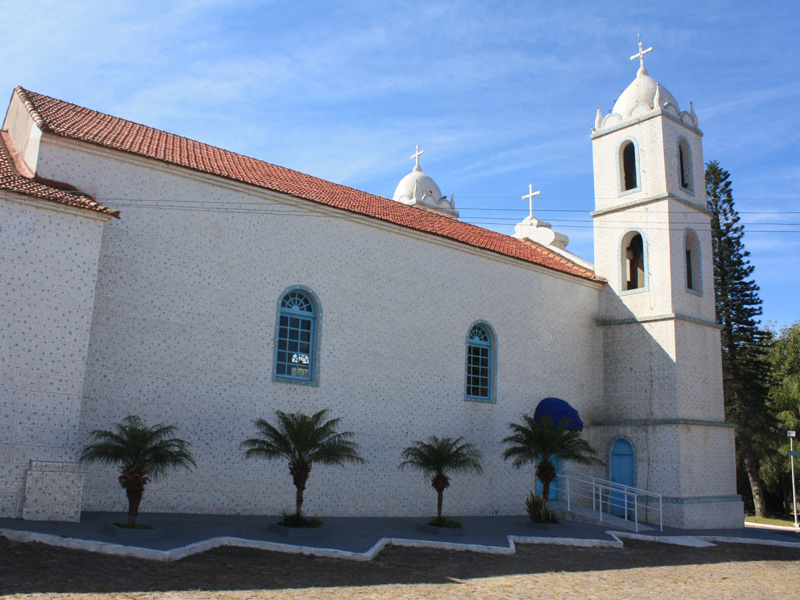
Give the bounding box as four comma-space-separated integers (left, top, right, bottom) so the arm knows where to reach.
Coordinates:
410, 145, 424, 171
630, 34, 653, 72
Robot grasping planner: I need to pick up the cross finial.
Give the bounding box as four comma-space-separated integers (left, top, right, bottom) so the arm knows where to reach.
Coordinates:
410, 145, 424, 170
630, 34, 653, 72
522, 183, 540, 220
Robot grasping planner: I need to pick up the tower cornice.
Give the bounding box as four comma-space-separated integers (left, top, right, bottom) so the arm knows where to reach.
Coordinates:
590, 192, 710, 218
591, 107, 703, 140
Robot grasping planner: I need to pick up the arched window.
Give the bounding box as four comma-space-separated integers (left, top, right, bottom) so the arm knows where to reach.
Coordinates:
275, 290, 316, 381
620, 141, 638, 192
622, 232, 645, 291
678, 139, 692, 191
466, 323, 493, 401
685, 230, 701, 293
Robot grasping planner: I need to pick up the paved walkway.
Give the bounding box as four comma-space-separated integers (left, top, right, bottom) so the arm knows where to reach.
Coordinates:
2, 511, 800, 561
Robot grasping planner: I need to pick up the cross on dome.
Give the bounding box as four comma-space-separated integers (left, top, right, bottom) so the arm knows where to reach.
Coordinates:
410, 145, 424, 170
522, 183, 540, 220
630, 34, 653, 72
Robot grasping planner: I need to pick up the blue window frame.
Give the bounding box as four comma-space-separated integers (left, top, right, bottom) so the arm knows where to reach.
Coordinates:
275, 290, 316, 381
466, 324, 492, 400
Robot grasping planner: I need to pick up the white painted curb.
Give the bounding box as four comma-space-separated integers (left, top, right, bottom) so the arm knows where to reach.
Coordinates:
0, 528, 620, 562
611, 530, 800, 549
5, 527, 797, 563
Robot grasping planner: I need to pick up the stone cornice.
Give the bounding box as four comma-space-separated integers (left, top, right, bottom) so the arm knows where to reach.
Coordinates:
591, 193, 710, 218
590, 106, 703, 140
597, 313, 721, 330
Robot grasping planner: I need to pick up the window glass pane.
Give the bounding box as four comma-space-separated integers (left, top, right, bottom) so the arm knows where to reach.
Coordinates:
466, 325, 492, 399
276, 291, 316, 380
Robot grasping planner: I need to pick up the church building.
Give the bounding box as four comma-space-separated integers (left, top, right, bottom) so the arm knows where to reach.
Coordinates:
0, 45, 743, 529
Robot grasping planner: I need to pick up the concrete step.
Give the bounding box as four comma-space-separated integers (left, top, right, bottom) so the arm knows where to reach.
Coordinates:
550, 500, 657, 532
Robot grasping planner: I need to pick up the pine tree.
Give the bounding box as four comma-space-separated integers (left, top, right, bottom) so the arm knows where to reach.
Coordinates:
706, 160, 774, 517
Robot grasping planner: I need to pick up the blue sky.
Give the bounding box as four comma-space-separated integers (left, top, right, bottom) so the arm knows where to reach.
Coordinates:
2, 0, 798, 328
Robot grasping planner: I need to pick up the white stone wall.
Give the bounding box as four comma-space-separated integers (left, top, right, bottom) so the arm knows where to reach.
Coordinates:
589, 99, 742, 528
598, 320, 678, 420
588, 423, 741, 529
2, 94, 42, 174
0, 193, 107, 519
667, 201, 716, 321
591, 112, 705, 213
32, 137, 605, 519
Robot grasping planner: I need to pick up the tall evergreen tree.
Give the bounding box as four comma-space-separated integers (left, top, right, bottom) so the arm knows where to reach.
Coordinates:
706, 160, 774, 517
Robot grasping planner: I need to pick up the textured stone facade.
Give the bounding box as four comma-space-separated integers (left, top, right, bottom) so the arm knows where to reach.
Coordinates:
32, 136, 601, 517
0, 193, 107, 520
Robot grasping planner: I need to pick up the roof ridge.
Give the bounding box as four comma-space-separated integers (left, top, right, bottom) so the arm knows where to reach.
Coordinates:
14, 86, 51, 133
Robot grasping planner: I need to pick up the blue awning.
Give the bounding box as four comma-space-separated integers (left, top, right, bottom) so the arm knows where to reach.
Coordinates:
533, 397, 583, 431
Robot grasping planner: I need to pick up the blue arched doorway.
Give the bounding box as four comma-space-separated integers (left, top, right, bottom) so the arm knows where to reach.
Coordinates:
609, 439, 634, 517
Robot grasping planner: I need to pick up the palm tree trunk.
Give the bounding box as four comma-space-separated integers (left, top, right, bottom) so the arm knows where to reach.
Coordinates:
437, 489, 443, 518
296, 485, 305, 518
290, 461, 311, 518
126, 486, 143, 526
541, 480, 550, 501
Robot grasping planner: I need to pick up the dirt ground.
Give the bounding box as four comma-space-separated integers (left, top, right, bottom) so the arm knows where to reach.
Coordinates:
1, 535, 799, 599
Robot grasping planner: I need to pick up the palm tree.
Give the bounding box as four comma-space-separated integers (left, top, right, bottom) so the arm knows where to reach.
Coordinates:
240, 409, 365, 520
400, 436, 483, 519
79, 415, 196, 527
502, 414, 602, 500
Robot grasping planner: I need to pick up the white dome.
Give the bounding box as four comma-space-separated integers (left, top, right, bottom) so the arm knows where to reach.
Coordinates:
612, 67, 679, 120
393, 166, 444, 206
392, 164, 458, 217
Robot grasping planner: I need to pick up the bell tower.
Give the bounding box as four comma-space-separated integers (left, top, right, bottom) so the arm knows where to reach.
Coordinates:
589, 38, 743, 529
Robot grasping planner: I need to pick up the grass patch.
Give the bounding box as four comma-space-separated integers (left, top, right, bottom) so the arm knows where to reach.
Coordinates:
277, 514, 324, 528
427, 516, 462, 528
746, 515, 799, 528
111, 522, 154, 529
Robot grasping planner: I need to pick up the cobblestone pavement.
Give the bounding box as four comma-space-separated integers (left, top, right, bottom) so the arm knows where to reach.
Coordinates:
2, 536, 799, 599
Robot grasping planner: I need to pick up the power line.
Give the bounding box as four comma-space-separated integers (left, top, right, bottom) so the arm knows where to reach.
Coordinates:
98, 199, 800, 233
99, 196, 800, 216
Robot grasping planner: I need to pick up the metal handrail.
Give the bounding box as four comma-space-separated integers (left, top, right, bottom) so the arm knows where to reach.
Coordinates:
554, 470, 663, 532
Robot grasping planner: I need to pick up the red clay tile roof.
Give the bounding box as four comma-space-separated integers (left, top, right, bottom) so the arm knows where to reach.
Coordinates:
0, 129, 117, 217
13, 86, 597, 280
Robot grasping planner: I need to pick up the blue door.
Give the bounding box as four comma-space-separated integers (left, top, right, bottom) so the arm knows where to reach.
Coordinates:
609, 440, 634, 517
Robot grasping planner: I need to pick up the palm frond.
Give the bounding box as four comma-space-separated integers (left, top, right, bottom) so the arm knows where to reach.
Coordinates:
502, 414, 603, 471
242, 409, 365, 467
80, 415, 196, 482
400, 436, 483, 477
